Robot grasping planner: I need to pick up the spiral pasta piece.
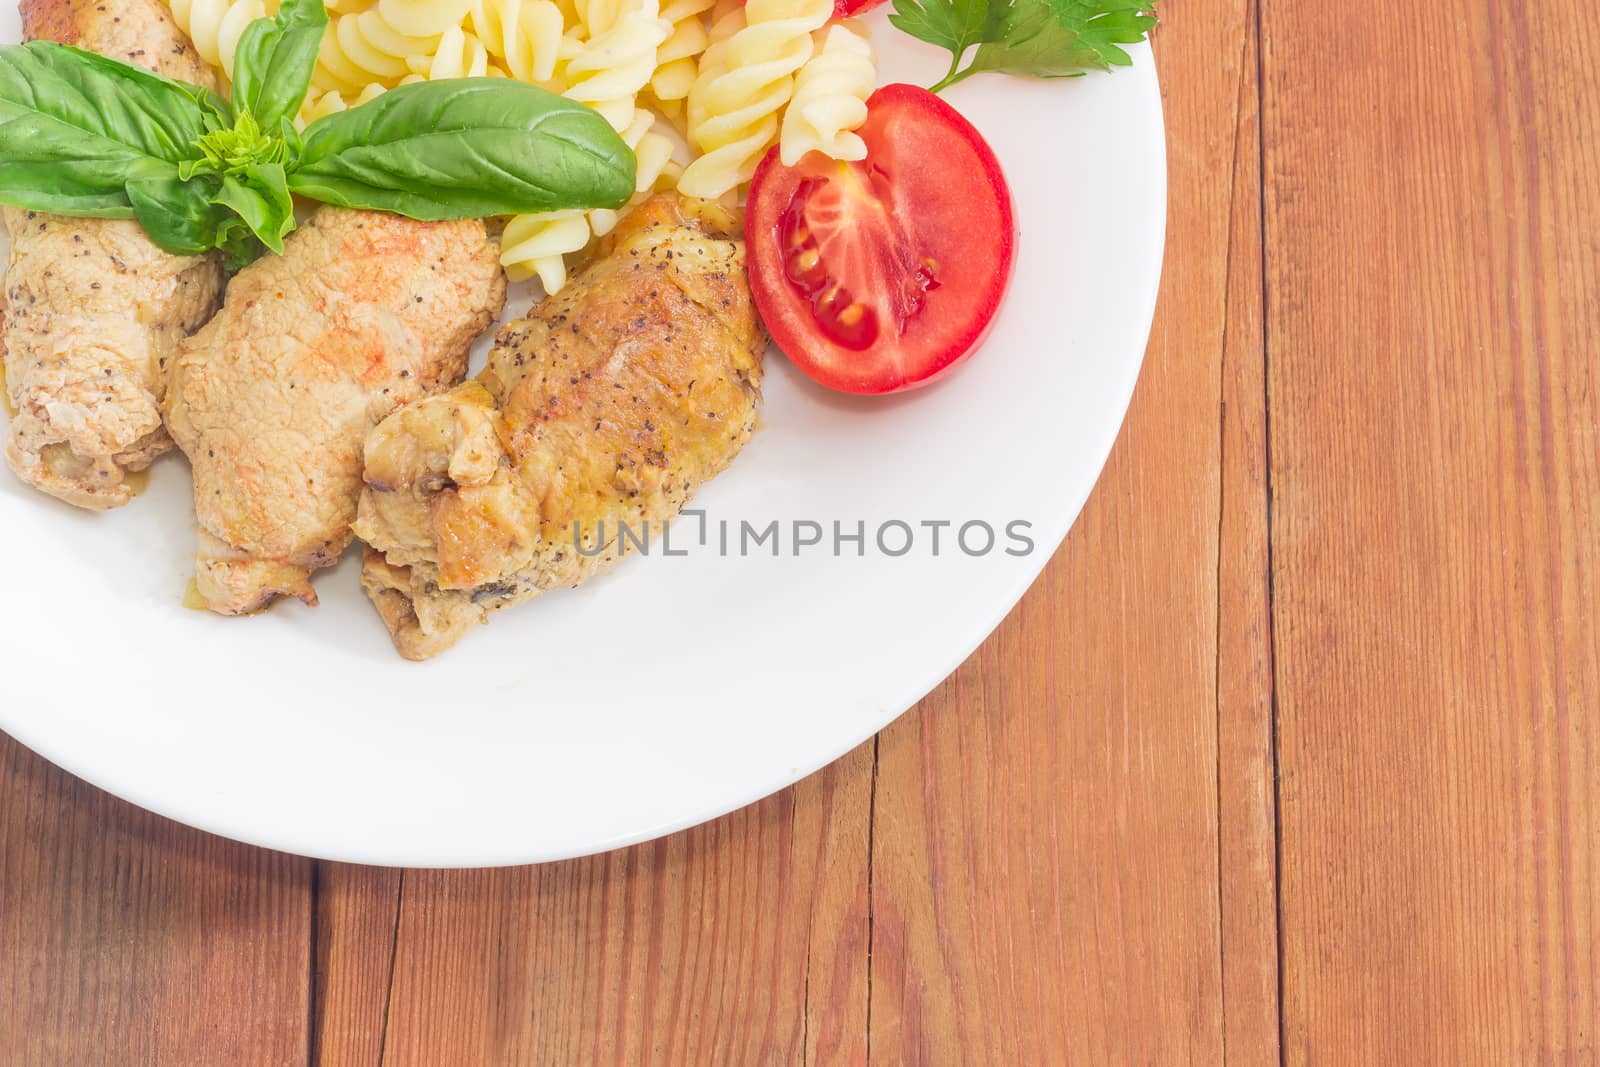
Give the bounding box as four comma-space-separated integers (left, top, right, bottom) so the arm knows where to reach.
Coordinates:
678, 0, 828, 198
648, 0, 711, 107
467, 0, 565, 82
589, 106, 677, 234
374, 0, 475, 36
314, 0, 478, 94
627, 110, 679, 194
499, 210, 590, 291
570, 0, 607, 30
404, 24, 496, 78
315, 8, 429, 91
557, 0, 669, 129
300, 81, 388, 123
780, 21, 872, 165
168, 0, 268, 78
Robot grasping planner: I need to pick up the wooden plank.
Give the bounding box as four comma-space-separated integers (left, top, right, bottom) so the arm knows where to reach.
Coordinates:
370, 742, 871, 1065
1262, 0, 1600, 1059
313, 864, 403, 1067
1214, 4, 1279, 1063
0, 733, 313, 1067
866, 0, 1267, 1060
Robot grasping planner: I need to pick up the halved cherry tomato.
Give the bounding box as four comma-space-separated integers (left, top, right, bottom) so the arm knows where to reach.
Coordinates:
737, 0, 883, 16
745, 84, 1016, 394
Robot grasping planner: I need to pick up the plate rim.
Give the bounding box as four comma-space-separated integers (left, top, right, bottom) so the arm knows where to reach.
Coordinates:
0, 44, 1168, 867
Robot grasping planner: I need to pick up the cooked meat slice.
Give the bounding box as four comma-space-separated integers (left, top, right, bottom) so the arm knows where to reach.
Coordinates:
1, 0, 224, 509
166, 208, 507, 615
20, 0, 221, 86
354, 195, 765, 660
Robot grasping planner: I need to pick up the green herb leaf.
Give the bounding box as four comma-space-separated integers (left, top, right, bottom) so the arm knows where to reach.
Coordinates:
0, 41, 221, 215
185, 109, 287, 178
289, 80, 636, 219
0, 35, 637, 265
127, 173, 272, 268
214, 162, 295, 254
127, 175, 224, 255
893, 0, 1156, 92
1043, 0, 1158, 67
888, 0, 997, 64
210, 214, 265, 271
231, 0, 328, 135
2, 42, 222, 161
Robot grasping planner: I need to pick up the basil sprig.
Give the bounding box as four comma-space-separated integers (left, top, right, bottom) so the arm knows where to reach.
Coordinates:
0, 0, 635, 268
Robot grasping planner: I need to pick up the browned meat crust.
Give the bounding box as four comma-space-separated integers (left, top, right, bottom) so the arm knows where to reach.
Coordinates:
354, 195, 765, 659
166, 208, 507, 615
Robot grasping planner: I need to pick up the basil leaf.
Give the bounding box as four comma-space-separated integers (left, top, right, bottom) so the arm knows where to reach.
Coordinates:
0, 42, 217, 214
214, 162, 295, 254
0, 42, 216, 162
289, 80, 636, 220
231, 0, 328, 134
127, 173, 277, 269
0, 165, 135, 217
127, 175, 224, 256
213, 216, 264, 272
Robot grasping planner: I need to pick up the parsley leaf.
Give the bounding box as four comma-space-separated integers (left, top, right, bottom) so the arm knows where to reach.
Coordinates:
888, 0, 1156, 93
889, 0, 1000, 82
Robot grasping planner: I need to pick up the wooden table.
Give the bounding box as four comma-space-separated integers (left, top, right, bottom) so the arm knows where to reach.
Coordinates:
4, 0, 1597, 1061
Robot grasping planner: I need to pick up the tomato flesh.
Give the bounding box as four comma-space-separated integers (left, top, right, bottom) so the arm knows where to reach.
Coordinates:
831, 0, 886, 15
777, 172, 939, 351
746, 84, 1016, 394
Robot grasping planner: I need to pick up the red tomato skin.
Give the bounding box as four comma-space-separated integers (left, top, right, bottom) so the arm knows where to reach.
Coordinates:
743, 0, 884, 13
745, 84, 1018, 395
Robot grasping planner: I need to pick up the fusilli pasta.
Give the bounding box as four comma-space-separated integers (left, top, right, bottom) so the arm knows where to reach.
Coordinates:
373, 0, 475, 37
313, 0, 475, 95
300, 81, 387, 122
500, 107, 676, 290
168, 0, 268, 79
403, 23, 497, 78
678, 0, 829, 198
500, 209, 590, 291
557, 0, 669, 129
780, 21, 872, 165
172, 0, 882, 294
648, 0, 712, 111
467, 0, 566, 83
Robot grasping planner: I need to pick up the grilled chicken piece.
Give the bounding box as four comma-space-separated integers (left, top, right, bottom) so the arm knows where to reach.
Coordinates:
1, 0, 224, 509
165, 208, 506, 615
355, 195, 765, 659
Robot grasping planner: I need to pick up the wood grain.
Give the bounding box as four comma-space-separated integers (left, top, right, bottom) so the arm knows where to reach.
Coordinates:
313, 864, 403, 1066
865, 4, 1271, 1062
358, 743, 871, 1065
1215, 5, 1279, 1063
0, 734, 312, 1067
32, 0, 1600, 1059
1262, 0, 1600, 1059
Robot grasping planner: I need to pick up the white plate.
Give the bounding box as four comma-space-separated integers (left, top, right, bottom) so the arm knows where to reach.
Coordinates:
0, 13, 1165, 866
